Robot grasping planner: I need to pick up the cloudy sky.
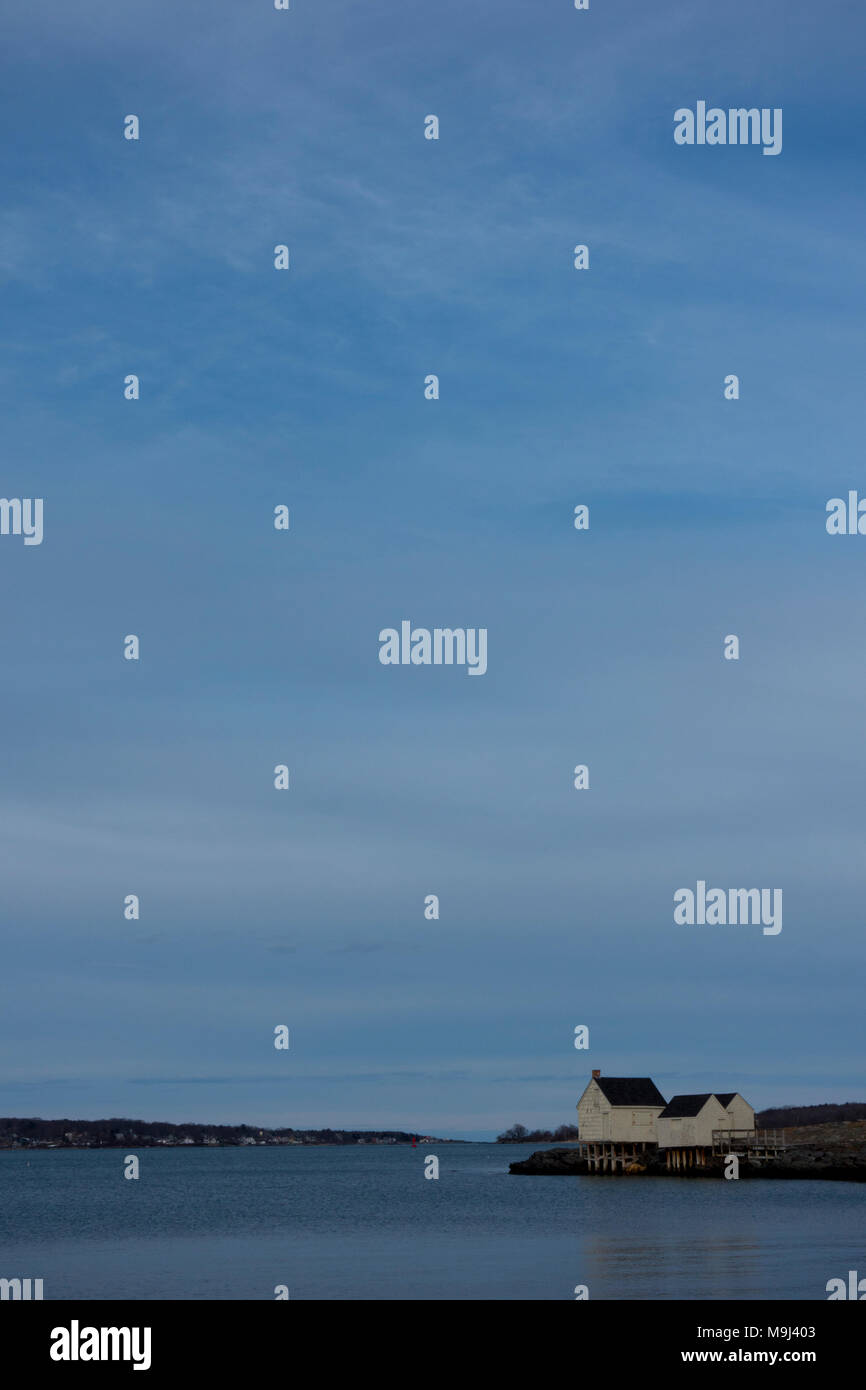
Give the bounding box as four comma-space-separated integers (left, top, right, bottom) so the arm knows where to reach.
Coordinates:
1, 1, 864, 1138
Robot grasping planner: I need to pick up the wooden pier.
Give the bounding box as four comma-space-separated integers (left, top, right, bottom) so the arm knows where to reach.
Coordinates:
578, 1141, 652, 1173
577, 1131, 786, 1173
664, 1146, 711, 1170
711, 1128, 786, 1158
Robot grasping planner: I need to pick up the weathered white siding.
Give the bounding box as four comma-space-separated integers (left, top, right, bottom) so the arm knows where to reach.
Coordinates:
609, 1107, 662, 1142
657, 1096, 728, 1149
576, 1079, 664, 1143
576, 1078, 607, 1140
658, 1114, 694, 1147
719, 1094, 755, 1131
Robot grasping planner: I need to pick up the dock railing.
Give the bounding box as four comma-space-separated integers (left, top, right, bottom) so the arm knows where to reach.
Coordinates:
711, 1128, 786, 1155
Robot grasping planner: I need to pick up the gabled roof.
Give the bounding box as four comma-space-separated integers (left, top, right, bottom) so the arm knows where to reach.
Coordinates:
659, 1093, 720, 1119
714, 1092, 737, 1107
593, 1077, 667, 1108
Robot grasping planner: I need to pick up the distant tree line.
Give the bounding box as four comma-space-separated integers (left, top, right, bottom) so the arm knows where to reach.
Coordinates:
497, 1123, 580, 1143
0, 1117, 419, 1147
756, 1102, 866, 1128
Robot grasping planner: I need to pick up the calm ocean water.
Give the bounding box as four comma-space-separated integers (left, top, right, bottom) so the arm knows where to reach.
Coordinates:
0, 1144, 862, 1300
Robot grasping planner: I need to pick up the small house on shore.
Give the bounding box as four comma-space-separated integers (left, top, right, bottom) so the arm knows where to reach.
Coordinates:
575, 1071, 764, 1173
656, 1094, 729, 1150
714, 1092, 755, 1131
576, 1070, 667, 1143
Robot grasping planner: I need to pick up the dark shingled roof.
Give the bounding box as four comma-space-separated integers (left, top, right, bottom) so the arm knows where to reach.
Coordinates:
593, 1077, 667, 1108
659, 1093, 718, 1119
714, 1092, 737, 1107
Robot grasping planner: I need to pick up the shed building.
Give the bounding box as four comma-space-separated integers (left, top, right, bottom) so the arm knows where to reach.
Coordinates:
714, 1092, 755, 1132
576, 1071, 667, 1143
656, 1093, 729, 1149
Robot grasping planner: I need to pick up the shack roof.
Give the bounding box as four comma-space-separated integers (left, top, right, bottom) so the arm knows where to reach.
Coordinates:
593, 1077, 667, 1108
659, 1093, 719, 1118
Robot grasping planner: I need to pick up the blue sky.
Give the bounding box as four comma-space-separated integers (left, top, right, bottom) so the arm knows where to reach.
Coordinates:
1, 0, 864, 1138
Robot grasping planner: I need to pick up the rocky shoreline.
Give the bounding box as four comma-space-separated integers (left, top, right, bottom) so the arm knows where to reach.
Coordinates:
509, 1121, 866, 1182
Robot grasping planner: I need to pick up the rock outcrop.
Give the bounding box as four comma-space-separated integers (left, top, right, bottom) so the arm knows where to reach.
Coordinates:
509, 1121, 866, 1181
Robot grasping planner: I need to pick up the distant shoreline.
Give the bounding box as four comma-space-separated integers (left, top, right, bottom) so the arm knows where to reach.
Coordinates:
0, 1118, 457, 1150
0, 1141, 459, 1150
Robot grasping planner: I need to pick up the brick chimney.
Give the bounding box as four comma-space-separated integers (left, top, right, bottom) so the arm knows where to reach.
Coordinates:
591, 1069, 601, 1079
